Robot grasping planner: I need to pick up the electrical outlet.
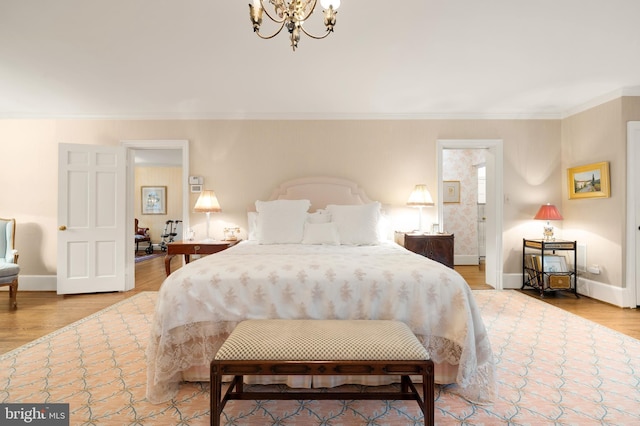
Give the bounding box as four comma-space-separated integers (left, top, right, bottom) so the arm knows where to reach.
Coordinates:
587, 265, 601, 274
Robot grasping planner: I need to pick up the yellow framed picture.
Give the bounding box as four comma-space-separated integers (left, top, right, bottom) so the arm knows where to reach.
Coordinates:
567, 161, 610, 200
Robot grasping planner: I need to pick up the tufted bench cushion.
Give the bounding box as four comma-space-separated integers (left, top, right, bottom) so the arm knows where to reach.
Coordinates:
215, 319, 430, 361
211, 319, 434, 426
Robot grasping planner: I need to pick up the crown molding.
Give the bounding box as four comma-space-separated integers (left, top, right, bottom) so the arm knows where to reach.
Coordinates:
0, 111, 562, 121
561, 86, 640, 119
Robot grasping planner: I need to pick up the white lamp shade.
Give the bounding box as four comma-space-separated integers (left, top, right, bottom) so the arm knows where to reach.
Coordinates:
407, 184, 434, 206
194, 190, 222, 212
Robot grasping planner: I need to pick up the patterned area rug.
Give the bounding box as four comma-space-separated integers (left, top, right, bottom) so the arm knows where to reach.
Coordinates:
1, 291, 639, 425
134, 252, 164, 263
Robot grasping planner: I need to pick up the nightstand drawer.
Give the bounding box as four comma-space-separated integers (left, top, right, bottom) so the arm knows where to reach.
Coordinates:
170, 243, 229, 256
403, 233, 454, 269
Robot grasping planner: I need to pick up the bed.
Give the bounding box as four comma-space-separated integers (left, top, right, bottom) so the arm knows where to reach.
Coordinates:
146, 177, 496, 404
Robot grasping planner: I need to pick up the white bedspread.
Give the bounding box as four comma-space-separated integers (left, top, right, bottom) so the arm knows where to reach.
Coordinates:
146, 240, 496, 403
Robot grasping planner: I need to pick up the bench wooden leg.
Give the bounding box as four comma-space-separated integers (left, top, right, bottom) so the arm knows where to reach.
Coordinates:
210, 364, 222, 426
423, 361, 434, 426
211, 360, 435, 426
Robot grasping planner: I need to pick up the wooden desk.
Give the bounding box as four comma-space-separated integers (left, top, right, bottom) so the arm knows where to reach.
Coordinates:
164, 240, 239, 276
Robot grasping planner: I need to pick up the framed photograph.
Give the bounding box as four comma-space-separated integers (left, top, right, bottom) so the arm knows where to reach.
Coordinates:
567, 161, 610, 200
190, 184, 202, 193
141, 186, 167, 215
543, 255, 568, 273
443, 181, 461, 203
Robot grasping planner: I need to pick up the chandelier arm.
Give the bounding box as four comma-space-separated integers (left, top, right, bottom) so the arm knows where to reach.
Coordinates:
298, 25, 332, 40
255, 21, 287, 39
298, 0, 318, 22
259, 2, 286, 24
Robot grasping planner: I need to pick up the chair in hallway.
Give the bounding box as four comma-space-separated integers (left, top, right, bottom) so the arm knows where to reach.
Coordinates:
135, 218, 153, 255
0, 218, 19, 309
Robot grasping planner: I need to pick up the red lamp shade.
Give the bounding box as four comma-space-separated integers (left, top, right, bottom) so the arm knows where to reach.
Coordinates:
534, 204, 563, 221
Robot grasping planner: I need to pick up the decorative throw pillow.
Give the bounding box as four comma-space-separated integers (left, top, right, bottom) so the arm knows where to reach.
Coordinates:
307, 209, 332, 224
326, 202, 381, 245
302, 222, 340, 245
255, 199, 311, 244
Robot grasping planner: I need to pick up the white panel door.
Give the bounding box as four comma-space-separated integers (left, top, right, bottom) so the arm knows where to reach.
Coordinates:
484, 151, 497, 287
57, 143, 126, 294
633, 122, 640, 306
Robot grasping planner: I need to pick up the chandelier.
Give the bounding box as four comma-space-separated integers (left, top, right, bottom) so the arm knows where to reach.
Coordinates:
249, 0, 341, 51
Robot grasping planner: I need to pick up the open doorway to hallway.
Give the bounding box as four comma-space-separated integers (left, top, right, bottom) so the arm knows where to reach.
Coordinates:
122, 140, 190, 290
437, 139, 503, 290
133, 149, 184, 257
442, 149, 488, 285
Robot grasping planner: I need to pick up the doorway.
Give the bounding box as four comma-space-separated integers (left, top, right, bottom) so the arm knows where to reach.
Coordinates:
437, 139, 503, 290
476, 163, 487, 269
122, 140, 190, 290
626, 122, 640, 307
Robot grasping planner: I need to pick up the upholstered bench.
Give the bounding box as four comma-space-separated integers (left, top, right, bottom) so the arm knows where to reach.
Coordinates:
210, 319, 434, 426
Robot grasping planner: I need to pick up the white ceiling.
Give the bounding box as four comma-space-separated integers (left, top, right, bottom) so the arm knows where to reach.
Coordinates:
1, 0, 640, 120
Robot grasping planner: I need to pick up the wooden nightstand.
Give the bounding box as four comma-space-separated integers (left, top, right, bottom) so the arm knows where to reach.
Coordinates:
164, 240, 240, 276
403, 233, 455, 269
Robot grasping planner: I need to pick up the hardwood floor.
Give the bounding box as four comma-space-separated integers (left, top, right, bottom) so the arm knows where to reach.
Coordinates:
0, 255, 167, 355
1, 258, 638, 355
456, 264, 640, 340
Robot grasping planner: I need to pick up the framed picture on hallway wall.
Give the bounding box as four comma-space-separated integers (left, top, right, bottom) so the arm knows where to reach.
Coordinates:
567, 161, 610, 200
141, 186, 167, 214
443, 181, 460, 203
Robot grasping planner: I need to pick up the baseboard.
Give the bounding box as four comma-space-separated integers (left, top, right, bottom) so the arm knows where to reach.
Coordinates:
0, 275, 57, 291
576, 277, 629, 308
502, 273, 628, 307
454, 255, 479, 266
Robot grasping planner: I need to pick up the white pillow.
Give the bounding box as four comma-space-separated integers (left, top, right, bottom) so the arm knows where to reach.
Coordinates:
247, 211, 258, 240
326, 202, 381, 245
255, 199, 311, 244
307, 209, 332, 224
302, 222, 340, 245
377, 213, 391, 241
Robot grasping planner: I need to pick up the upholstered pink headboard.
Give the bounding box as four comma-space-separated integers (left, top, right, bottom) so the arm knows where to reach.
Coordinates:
268, 176, 373, 211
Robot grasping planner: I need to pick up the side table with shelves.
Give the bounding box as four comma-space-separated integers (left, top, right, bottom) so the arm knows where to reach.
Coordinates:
403, 233, 455, 269
522, 238, 578, 298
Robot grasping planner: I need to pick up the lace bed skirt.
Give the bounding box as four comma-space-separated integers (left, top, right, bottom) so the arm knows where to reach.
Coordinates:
146, 322, 496, 405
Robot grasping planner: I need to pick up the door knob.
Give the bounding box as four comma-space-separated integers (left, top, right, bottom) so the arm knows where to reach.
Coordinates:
58, 225, 67, 231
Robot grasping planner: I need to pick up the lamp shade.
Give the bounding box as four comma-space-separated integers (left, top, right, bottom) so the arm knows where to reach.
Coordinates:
407, 184, 434, 206
194, 190, 222, 212
534, 203, 563, 221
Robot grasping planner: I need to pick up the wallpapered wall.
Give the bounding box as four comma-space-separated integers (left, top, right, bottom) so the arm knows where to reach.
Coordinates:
443, 149, 487, 265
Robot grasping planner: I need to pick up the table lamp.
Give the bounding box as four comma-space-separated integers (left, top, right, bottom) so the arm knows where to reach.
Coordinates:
407, 184, 434, 232
534, 203, 563, 241
194, 190, 221, 241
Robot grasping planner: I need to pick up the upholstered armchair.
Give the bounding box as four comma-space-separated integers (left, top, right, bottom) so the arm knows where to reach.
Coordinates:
135, 218, 153, 255
0, 218, 19, 309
